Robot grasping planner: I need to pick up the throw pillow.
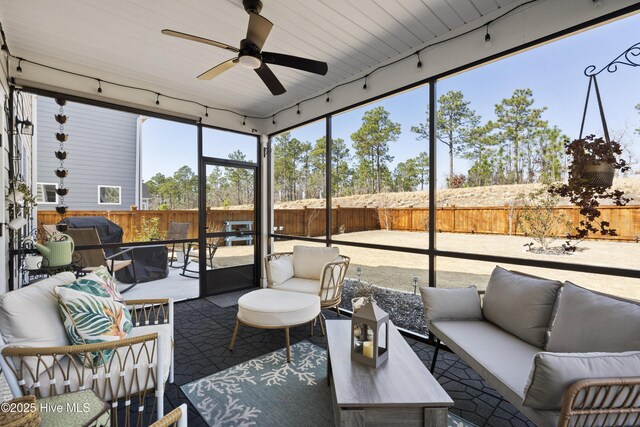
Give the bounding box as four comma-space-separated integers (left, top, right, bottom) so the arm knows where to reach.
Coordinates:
292, 246, 340, 280
523, 351, 640, 410
546, 282, 640, 352
92, 266, 120, 295
268, 256, 294, 285
55, 274, 133, 367
483, 266, 562, 348
420, 286, 483, 323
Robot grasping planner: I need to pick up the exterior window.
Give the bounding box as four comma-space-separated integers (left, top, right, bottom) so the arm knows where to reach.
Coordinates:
36, 183, 58, 204
98, 185, 121, 205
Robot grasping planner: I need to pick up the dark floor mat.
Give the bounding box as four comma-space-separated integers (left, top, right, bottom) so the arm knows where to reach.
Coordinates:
205, 289, 254, 307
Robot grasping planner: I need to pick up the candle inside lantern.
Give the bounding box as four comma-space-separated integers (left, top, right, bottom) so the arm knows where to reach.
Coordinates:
363, 341, 374, 359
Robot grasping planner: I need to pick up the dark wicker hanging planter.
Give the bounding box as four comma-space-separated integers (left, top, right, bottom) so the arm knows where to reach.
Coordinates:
579, 160, 615, 187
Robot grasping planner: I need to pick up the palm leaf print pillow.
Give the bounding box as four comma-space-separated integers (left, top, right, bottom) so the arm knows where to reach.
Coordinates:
55, 272, 132, 367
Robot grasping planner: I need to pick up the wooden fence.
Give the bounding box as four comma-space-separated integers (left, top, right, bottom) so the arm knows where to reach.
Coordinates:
37, 205, 640, 242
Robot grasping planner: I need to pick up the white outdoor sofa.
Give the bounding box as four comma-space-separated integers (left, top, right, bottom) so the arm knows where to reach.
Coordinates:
421, 266, 640, 427
0, 272, 174, 425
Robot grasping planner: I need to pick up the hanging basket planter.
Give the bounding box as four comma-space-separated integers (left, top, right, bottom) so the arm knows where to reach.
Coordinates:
579, 160, 615, 187
548, 74, 632, 240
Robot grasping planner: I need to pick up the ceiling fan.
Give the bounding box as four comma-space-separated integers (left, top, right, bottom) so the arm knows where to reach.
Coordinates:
162, 0, 328, 96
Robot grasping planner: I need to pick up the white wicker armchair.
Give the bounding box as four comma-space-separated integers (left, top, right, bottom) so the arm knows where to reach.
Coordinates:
0, 272, 174, 427
265, 246, 350, 333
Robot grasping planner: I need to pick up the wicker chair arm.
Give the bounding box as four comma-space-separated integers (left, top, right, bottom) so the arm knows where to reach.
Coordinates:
265, 252, 293, 262
150, 404, 187, 427
125, 298, 170, 305
558, 376, 640, 427
126, 299, 173, 327
1, 333, 162, 403
1, 333, 158, 358
319, 255, 350, 306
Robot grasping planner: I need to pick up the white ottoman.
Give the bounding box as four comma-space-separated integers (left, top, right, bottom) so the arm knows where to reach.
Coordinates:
229, 289, 321, 362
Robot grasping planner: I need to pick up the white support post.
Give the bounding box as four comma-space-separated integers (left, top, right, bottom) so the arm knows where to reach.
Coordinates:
168, 298, 174, 384
177, 403, 188, 427
156, 333, 165, 420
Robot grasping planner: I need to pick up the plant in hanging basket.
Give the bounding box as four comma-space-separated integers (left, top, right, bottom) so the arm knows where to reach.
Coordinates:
548, 134, 631, 239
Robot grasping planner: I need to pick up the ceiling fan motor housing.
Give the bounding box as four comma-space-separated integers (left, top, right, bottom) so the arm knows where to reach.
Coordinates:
239, 39, 263, 69
243, 0, 263, 15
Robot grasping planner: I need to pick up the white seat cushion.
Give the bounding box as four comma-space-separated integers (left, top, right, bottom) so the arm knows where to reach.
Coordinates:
430, 321, 539, 405
292, 246, 339, 280
238, 289, 320, 327
272, 277, 321, 295
25, 324, 172, 401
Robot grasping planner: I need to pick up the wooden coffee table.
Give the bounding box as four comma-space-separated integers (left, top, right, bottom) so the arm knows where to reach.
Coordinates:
326, 320, 453, 427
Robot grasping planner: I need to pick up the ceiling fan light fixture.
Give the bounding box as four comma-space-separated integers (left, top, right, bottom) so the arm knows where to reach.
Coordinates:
238, 54, 262, 69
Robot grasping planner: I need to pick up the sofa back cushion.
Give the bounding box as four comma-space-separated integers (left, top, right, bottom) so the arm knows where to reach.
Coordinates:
292, 246, 339, 280
268, 256, 294, 286
546, 282, 640, 352
421, 286, 483, 324
483, 266, 562, 348
0, 272, 76, 348
523, 351, 640, 410
0, 272, 76, 375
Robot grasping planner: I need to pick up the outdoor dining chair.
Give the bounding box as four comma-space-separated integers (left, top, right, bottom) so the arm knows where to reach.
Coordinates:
166, 221, 191, 268
180, 225, 225, 278
65, 227, 139, 292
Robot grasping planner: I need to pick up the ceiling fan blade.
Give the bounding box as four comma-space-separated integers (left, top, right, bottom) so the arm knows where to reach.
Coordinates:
162, 29, 239, 53
197, 59, 238, 80
261, 52, 328, 76
246, 12, 273, 50
254, 63, 286, 95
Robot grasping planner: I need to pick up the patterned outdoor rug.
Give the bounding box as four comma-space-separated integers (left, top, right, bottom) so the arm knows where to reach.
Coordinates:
182, 341, 476, 427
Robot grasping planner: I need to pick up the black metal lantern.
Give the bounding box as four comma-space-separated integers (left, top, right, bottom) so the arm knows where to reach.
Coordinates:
351, 300, 389, 368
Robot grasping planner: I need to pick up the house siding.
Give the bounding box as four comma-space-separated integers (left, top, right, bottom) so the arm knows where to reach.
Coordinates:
36, 97, 138, 211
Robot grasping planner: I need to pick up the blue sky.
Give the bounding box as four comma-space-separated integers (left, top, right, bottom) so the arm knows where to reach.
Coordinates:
142, 12, 640, 184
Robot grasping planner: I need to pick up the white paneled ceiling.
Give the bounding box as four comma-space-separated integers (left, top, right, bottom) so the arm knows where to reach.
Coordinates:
0, 0, 522, 118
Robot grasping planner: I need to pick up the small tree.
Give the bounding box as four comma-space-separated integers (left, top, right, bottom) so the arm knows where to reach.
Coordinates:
376, 193, 394, 231
516, 187, 570, 251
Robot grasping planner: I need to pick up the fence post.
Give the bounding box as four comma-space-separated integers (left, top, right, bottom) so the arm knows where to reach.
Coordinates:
452, 207, 456, 233
336, 205, 340, 234
303, 206, 308, 237
409, 205, 413, 231
363, 206, 367, 231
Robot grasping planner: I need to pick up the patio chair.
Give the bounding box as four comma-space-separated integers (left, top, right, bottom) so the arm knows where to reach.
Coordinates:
0, 272, 175, 426
265, 245, 350, 334
41, 223, 59, 237
166, 222, 190, 268
149, 403, 188, 427
65, 227, 139, 293
180, 226, 224, 278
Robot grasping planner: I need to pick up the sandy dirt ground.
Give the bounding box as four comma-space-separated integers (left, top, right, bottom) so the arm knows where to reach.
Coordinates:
211, 230, 640, 301
266, 176, 640, 209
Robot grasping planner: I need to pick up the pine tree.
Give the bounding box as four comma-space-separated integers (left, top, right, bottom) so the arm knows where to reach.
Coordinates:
351, 106, 400, 194
493, 89, 547, 184
411, 90, 479, 186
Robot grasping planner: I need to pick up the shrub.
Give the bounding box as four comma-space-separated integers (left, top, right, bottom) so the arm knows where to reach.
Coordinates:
135, 216, 166, 242
516, 187, 571, 251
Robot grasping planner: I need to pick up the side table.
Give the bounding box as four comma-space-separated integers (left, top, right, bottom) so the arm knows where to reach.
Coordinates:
38, 390, 110, 427
26, 262, 79, 283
